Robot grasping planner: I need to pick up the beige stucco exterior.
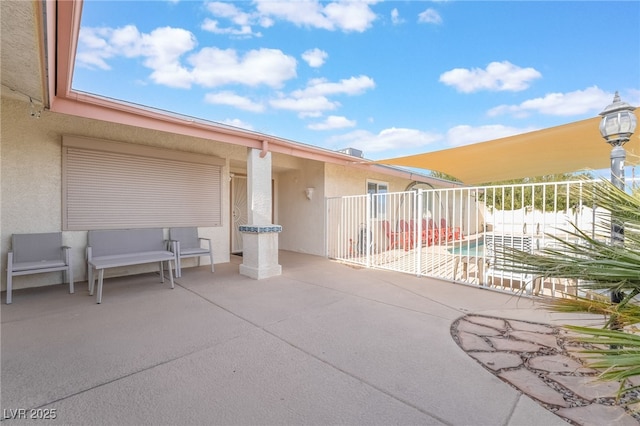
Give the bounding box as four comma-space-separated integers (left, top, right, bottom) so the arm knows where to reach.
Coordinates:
1, 97, 237, 290
1, 96, 446, 293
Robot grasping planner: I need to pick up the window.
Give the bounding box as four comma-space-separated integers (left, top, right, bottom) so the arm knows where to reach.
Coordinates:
367, 180, 388, 218
62, 135, 224, 230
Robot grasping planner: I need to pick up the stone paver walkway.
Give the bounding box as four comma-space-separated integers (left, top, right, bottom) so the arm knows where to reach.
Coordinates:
452, 314, 639, 426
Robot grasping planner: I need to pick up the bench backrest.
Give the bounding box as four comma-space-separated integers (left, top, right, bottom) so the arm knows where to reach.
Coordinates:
88, 228, 166, 257
12, 232, 63, 263
169, 227, 200, 250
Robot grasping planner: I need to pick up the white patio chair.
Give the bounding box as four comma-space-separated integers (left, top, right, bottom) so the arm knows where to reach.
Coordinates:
169, 227, 214, 278
6, 232, 73, 304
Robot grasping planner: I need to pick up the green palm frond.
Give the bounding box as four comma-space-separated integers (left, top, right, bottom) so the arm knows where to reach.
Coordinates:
495, 179, 640, 299
542, 295, 640, 327
493, 179, 640, 402
565, 325, 640, 400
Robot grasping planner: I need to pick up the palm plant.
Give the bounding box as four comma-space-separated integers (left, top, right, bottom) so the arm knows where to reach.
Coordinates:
496, 178, 640, 401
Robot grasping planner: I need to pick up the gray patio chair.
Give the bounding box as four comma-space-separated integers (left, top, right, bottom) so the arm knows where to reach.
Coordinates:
169, 227, 214, 278
6, 232, 73, 304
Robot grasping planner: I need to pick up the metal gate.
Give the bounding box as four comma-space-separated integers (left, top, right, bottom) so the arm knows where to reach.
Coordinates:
326, 181, 605, 297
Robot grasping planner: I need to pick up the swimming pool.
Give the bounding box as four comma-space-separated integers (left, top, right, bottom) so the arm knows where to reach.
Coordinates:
448, 241, 484, 256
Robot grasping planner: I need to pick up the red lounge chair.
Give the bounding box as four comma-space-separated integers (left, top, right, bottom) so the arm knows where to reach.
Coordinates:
382, 220, 401, 250
399, 219, 415, 251
439, 219, 463, 242
422, 219, 438, 246
439, 219, 453, 242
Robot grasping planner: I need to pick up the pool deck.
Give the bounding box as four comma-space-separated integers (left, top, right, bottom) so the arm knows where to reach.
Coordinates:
2, 251, 613, 425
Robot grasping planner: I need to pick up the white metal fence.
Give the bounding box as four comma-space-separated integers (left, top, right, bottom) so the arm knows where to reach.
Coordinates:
326, 180, 608, 297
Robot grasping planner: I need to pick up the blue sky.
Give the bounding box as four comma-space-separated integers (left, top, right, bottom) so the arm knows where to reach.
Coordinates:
73, 0, 640, 162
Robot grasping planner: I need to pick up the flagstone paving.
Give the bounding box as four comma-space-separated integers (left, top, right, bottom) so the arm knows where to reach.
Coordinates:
452, 314, 640, 426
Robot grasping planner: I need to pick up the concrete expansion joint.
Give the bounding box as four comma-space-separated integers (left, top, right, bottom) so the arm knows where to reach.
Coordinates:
451, 314, 640, 426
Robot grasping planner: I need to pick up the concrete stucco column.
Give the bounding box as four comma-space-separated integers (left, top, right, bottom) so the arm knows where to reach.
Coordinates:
239, 148, 282, 279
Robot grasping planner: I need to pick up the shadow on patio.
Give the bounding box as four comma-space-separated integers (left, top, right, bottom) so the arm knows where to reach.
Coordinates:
2, 251, 597, 425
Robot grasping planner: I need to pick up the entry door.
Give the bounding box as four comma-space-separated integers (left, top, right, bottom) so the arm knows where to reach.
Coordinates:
231, 175, 248, 253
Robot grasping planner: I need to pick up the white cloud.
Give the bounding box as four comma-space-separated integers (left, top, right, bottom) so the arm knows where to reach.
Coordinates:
391, 8, 403, 25
418, 8, 442, 25
221, 118, 254, 130
204, 91, 265, 112
269, 95, 340, 115
206, 2, 251, 26
302, 48, 328, 68
488, 86, 615, 118
141, 27, 197, 88
201, 18, 258, 37
308, 115, 356, 130
270, 75, 374, 116
189, 47, 297, 88
445, 124, 538, 147
77, 24, 297, 90
323, 1, 378, 32
293, 75, 375, 97
329, 127, 441, 154
255, 0, 378, 32
202, 2, 262, 37
77, 25, 197, 88
439, 61, 542, 93
202, 0, 379, 36
76, 27, 115, 70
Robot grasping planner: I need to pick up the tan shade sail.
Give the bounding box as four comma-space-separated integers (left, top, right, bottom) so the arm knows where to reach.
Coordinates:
375, 110, 640, 185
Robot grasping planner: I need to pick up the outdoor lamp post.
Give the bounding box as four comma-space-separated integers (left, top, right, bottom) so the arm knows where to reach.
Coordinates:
599, 92, 637, 304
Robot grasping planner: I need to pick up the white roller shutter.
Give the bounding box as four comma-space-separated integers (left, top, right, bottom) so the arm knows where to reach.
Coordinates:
62, 136, 223, 230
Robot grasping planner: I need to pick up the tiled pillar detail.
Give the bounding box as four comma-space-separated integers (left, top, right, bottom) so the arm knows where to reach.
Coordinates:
239, 148, 282, 279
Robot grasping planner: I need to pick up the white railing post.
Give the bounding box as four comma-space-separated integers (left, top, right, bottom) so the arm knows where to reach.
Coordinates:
326, 180, 600, 299
416, 189, 423, 277
365, 192, 372, 268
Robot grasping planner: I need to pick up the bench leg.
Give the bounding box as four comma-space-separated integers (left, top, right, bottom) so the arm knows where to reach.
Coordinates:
168, 260, 175, 289
96, 269, 104, 304
176, 256, 182, 278
6, 271, 12, 305
6, 253, 13, 304
88, 266, 95, 296
68, 267, 75, 294
159, 262, 165, 283
64, 248, 74, 294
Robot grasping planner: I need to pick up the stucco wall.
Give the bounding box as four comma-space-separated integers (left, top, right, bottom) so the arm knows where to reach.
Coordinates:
324, 163, 414, 197
277, 159, 325, 255
0, 97, 233, 292
277, 162, 434, 256
1, 96, 433, 293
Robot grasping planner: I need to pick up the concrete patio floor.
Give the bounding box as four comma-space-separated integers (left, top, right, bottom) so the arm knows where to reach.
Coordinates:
2, 251, 604, 425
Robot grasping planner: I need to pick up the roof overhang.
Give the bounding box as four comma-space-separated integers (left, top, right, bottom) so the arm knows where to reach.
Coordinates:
375, 111, 640, 185
39, 0, 448, 186
0, 1, 48, 106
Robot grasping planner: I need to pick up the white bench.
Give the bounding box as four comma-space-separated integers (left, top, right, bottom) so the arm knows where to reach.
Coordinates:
483, 233, 536, 294
87, 228, 175, 304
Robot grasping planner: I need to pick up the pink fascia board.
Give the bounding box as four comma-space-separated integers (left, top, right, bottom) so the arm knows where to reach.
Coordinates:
49, 0, 446, 185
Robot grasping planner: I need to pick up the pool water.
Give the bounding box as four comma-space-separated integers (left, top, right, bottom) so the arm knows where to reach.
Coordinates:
448, 242, 484, 256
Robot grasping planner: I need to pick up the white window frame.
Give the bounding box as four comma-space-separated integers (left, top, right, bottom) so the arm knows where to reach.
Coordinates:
367, 179, 389, 219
